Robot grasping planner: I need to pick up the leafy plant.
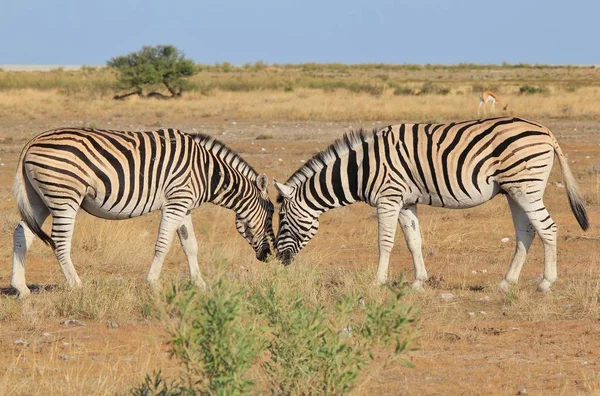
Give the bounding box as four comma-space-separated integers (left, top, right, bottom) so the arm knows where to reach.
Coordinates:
518, 84, 548, 95
165, 280, 266, 395
107, 45, 198, 99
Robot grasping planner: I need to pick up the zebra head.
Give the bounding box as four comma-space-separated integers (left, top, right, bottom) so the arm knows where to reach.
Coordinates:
235, 173, 275, 262
274, 181, 320, 265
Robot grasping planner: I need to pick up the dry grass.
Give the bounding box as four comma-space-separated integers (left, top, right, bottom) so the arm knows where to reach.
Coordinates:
0, 64, 599, 394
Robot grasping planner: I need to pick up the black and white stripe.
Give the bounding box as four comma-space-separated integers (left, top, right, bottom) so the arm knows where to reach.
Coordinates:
12, 127, 274, 297
275, 117, 588, 292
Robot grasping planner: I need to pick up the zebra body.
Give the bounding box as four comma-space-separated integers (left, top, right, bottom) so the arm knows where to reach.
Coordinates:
274, 117, 588, 292
12, 127, 274, 298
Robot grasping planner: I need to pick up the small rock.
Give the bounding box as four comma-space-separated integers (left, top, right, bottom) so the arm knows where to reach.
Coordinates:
42, 332, 51, 337
278, 158, 283, 162
517, 387, 527, 395
261, 148, 266, 151
563, 304, 572, 310
501, 237, 510, 243
467, 312, 475, 317
358, 297, 366, 306
231, 121, 237, 125
478, 311, 487, 315
107, 321, 119, 329
62, 319, 86, 327
339, 327, 353, 337
14, 339, 28, 346
439, 293, 455, 301
480, 269, 488, 273
472, 270, 477, 274
510, 327, 520, 331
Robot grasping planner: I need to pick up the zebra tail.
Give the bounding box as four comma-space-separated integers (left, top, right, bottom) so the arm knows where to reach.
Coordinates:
554, 141, 589, 231
14, 152, 55, 249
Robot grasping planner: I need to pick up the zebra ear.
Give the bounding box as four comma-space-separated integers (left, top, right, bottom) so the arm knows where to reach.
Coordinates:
274, 180, 294, 199
256, 173, 268, 193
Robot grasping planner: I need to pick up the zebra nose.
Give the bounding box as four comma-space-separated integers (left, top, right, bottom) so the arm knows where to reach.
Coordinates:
277, 250, 293, 266
256, 247, 270, 262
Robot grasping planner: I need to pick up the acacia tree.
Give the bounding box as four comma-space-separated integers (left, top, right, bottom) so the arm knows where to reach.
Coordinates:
108, 45, 198, 99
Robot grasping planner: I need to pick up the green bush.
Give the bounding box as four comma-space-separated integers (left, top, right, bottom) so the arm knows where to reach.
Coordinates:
518, 85, 548, 95
165, 280, 265, 396
132, 275, 416, 395
107, 45, 198, 99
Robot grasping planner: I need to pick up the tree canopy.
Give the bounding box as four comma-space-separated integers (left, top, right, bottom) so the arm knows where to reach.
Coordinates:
107, 45, 198, 99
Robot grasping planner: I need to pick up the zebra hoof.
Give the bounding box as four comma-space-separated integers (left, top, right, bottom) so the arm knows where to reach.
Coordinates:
194, 278, 207, 291
498, 279, 515, 293
16, 288, 31, 299
411, 281, 425, 292
374, 277, 387, 287
536, 279, 553, 293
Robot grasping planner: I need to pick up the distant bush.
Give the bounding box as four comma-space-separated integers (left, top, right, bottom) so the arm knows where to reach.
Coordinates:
420, 81, 450, 95
519, 85, 548, 95
392, 85, 413, 96
471, 84, 500, 94
347, 83, 384, 96
107, 45, 198, 99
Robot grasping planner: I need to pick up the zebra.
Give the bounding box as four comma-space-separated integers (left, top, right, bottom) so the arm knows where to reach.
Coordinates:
274, 117, 589, 292
12, 127, 275, 298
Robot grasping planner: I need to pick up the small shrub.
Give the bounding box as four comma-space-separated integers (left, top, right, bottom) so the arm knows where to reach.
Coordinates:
165, 280, 266, 395
131, 371, 179, 396
393, 85, 413, 96
518, 85, 548, 95
420, 82, 450, 95
133, 273, 417, 395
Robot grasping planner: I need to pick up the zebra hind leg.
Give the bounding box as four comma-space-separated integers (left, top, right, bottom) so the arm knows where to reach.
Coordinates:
177, 213, 207, 290
507, 190, 557, 292
51, 207, 83, 288
11, 206, 50, 298
375, 201, 401, 286
398, 205, 427, 292
499, 196, 536, 292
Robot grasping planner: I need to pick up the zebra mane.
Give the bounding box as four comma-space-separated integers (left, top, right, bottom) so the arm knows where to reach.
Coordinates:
189, 131, 259, 179
280, 128, 375, 199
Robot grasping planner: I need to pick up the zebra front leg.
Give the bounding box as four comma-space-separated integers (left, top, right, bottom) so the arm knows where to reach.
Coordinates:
375, 201, 401, 285
146, 205, 188, 287
499, 196, 535, 292
51, 211, 82, 288
177, 213, 207, 290
398, 205, 427, 292
12, 206, 49, 298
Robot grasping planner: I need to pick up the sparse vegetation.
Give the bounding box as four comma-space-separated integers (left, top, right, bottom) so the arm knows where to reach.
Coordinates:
0, 62, 598, 395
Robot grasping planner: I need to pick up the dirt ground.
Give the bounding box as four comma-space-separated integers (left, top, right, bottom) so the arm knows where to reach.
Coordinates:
0, 116, 599, 395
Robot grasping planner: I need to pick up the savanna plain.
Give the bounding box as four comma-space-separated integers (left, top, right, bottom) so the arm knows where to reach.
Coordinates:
0, 64, 599, 395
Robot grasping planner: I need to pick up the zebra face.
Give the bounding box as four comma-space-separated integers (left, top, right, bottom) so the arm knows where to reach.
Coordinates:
274, 181, 320, 265
235, 174, 275, 262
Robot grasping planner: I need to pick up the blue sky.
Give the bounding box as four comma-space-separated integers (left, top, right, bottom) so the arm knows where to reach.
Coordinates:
2, 0, 598, 65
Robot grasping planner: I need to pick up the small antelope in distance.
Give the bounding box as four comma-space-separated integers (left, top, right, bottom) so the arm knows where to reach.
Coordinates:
478, 90, 508, 116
